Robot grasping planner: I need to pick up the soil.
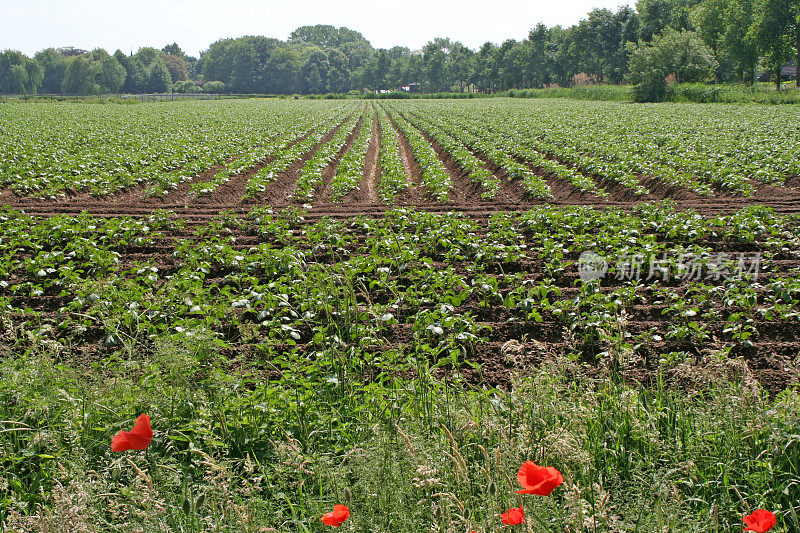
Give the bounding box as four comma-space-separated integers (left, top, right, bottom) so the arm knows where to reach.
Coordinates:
343, 107, 381, 206
4, 110, 800, 395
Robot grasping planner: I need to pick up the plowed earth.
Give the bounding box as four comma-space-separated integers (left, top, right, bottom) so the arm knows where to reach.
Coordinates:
3, 112, 800, 395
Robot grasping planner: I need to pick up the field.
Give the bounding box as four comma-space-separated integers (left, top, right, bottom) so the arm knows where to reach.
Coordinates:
1, 98, 800, 531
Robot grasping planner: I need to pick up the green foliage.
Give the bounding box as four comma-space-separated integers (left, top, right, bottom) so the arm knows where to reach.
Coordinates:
147, 58, 172, 93
0, 50, 44, 95
61, 55, 99, 94
173, 80, 199, 93
627, 29, 718, 101
95, 54, 126, 93
1, 203, 800, 530
749, 0, 799, 89
202, 80, 225, 94
162, 54, 189, 82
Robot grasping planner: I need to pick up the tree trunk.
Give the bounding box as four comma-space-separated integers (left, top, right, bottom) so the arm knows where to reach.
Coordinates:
776, 66, 782, 91
796, 24, 800, 87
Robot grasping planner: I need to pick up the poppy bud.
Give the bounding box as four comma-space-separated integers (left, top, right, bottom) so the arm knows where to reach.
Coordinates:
182, 497, 191, 515
487, 480, 497, 496
344, 487, 352, 504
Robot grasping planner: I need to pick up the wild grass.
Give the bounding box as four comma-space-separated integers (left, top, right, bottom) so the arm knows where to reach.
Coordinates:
1, 329, 798, 531
667, 83, 800, 105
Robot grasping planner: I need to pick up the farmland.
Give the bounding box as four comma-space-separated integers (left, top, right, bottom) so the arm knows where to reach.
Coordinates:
1, 98, 800, 531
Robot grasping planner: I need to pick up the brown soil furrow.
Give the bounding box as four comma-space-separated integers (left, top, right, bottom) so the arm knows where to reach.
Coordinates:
464, 149, 536, 205
46, 155, 244, 210
401, 113, 486, 207
9, 195, 800, 220
0, 189, 18, 204
783, 175, 800, 190
127, 160, 237, 209
400, 110, 533, 206
188, 130, 317, 209
245, 115, 354, 207
310, 112, 366, 205
509, 142, 708, 203
749, 179, 800, 202
345, 109, 380, 206
383, 109, 428, 205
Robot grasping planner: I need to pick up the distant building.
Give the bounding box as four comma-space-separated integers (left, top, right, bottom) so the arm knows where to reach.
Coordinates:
758, 63, 797, 82
57, 47, 89, 57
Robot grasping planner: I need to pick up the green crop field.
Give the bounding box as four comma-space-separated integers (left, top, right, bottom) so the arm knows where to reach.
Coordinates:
1, 98, 799, 532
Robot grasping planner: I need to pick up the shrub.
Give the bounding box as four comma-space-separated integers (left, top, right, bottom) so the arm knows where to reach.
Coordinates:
202, 81, 226, 94
627, 29, 718, 102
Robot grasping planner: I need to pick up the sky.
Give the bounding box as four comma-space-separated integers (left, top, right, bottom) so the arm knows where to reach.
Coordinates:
1, 0, 632, 57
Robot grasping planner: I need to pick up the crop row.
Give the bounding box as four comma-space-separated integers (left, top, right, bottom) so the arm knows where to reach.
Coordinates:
293, 112, 362, 201
3, 99, 800, 203
2, 203, 799, 370
385, 107, 452, 201
375, 110, 408, 203
330, 109, 374, 201
242, 107, 355, 198
393, 109, 500, 199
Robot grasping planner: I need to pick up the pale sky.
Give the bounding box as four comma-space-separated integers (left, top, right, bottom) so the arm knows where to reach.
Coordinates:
1, 0, 632, 57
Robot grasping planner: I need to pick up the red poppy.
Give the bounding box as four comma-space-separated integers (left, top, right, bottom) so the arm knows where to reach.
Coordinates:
111, 414, 152, 452
500, 505, 525, 525
321, 504, 350, 527
744, 509, 776, 532
516, 460, 564, 495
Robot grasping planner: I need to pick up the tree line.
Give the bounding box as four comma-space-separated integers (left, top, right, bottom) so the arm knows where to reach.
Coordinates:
1, 0, 798, 101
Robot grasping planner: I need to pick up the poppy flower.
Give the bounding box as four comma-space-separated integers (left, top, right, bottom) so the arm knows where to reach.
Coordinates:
111, 414, 152, 452
321, 504, 350, 527
500, 505, 525, 525
744, 509, 776, 532
516, 460, 564, 495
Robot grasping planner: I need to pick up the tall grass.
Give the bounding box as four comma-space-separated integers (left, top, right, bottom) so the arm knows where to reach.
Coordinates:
1, 329, 798, 531
667, 83, 800, 104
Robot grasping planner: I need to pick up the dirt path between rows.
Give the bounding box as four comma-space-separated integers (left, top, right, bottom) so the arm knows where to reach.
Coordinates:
311, 111, 367, 205
244, 115, 354, 207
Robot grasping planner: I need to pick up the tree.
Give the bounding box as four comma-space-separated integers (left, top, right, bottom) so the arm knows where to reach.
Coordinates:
289, 25, 369, 49
61, 55, 98, 94
0, 51, 44, 94
548, 26, 580, 86
526, 24, 551, 88
636, 0, 702, 41
134, 47, 161, 67
375, 50, 390, 90
115, 50, 146, 93
34, 48, 68, 93
750, 0, 799, 89
202, 81, 226, 93
163, 54, 189, 82
174, 80, 199, 93
202, 38, 238, 84
147, 59, 172, 92
300, 49, 329, 93
339, 40, 374, 72
326, 49, 350, 93
96, 54, 126, 93
448, 42, 474, 91
627, 29, 718, 101
573, 8, 626, 83
692, 0, 727, 80
722, 0, 758, 82
162, 43, 186, 59
474, 42, 498, 92
263, 46, 303, 93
